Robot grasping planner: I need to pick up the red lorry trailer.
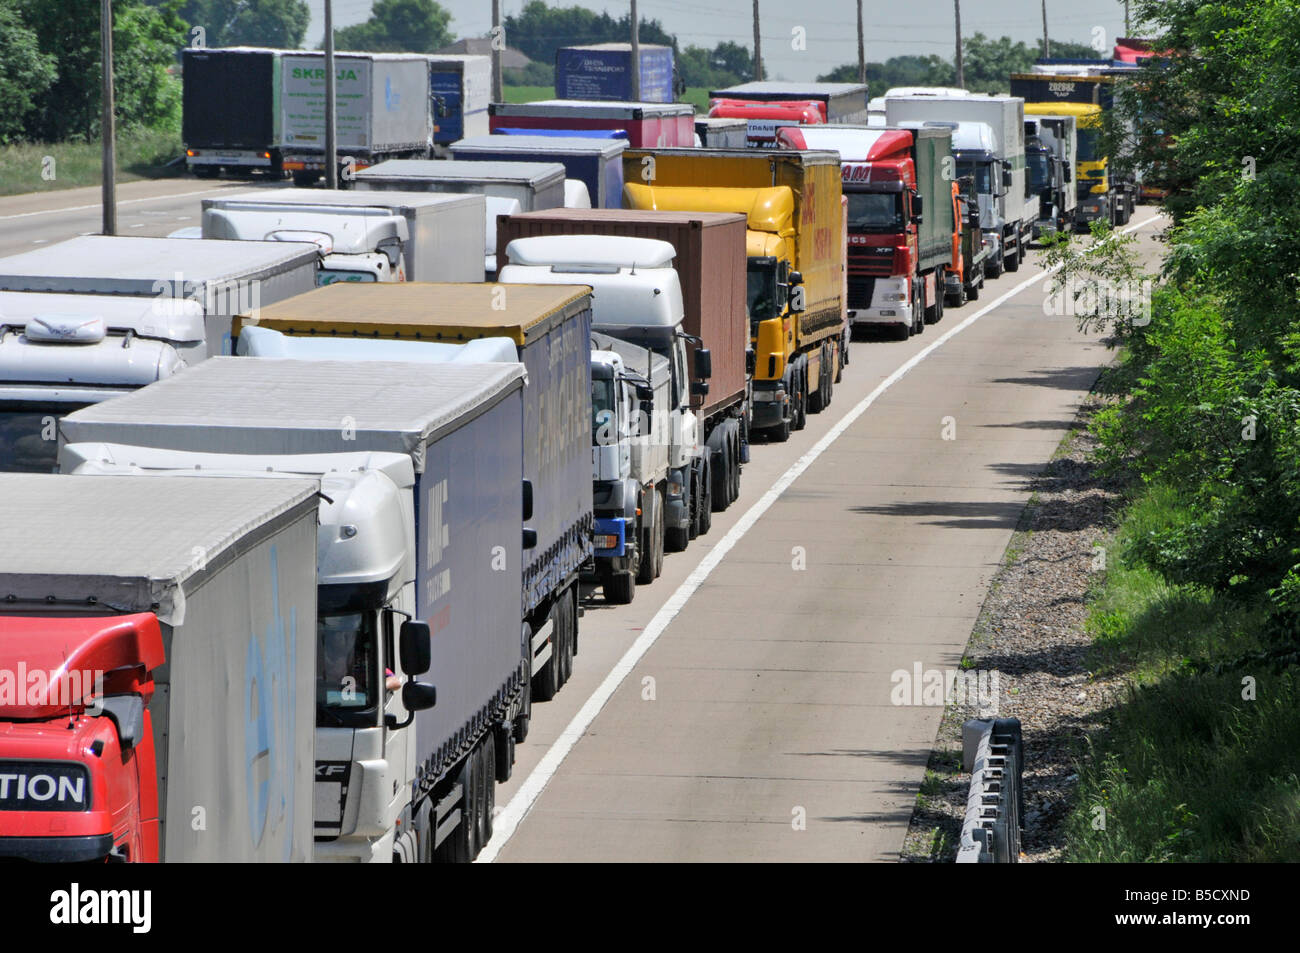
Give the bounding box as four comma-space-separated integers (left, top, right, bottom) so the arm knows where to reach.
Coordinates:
0, 474, 319, 862
495, 208, 751, 507
779, 124, 956, 340
707, 99, 826, 147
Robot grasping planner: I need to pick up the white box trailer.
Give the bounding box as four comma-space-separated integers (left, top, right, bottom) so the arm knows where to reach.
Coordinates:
201, 188, 486, 283
0, 473, 318, 862
59, 357, 529, 863
281, 52, 433, 184
0, 236, 320, 358
885, 93, 1037, 274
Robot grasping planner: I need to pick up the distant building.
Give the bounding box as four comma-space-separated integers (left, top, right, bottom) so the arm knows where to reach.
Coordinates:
436, 38, 532, 70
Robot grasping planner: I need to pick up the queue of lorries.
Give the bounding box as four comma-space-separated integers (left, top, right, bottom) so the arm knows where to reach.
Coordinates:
0, 50, 1146, 864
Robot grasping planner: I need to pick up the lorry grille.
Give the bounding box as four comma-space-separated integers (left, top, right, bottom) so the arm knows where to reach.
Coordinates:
847, 246, 894, 277
847, 276, 877, 308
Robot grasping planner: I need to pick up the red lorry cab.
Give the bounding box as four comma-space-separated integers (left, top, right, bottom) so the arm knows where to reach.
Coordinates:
0, 613, 164, 863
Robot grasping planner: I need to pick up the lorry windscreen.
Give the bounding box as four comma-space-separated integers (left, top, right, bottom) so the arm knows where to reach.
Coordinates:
317, 612, 380, 726
0, 407, 65, 473
1028, 152, 1052, 192
592, 379, 616, 444
1077, 128, 1100, 163
845, 191, 903, 231
746, 259, 782, 321
956, 161, 992, 195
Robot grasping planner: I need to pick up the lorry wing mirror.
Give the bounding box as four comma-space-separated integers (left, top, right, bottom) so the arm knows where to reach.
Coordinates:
400, 619, 432, 676
690, 381, 710, 397
639, 399, 654, 426
694, 347, 712, 380
788, 270, 803, 286
522, 479, 534, 521
912, 193, 923, 217
402, 681, 437, 713
100, 695, 145, 750
523, 528, 538, 550
1002, 161, 1013, 188
746, 348, 756, 376
634, 383, 653, 401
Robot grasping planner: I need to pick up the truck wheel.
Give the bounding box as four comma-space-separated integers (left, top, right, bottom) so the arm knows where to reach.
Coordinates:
987, 253, 1004, 279
793, 367, 808, 431
652, 491, 665, 579
193, 166, 220, 179
481, 733, 496, 845
291, 171, 318, 187
512, 668, 531, 743
1005, 246, 1021, 272
531, 606, 561, 702
556, 589, 574, 688
967, 277, 980, 302
636, 494, 659, 585
808, 349, 827, 414
697, 458, 713, 535
605, 572, 635, 605
768, 414, 792, 442
924, 272, 941, 324
712, 437, 730, 511
838, 331, 848, 376
729, 421, 742, 501
435, 751, 478, 863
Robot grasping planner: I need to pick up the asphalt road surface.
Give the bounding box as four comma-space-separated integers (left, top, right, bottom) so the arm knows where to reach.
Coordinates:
481, 213, 1168, 863
0, 180, 1165, 862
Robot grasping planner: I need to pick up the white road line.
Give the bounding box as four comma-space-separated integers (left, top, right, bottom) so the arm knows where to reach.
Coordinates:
0, 186, 248, 222
477, 214, 1163, 863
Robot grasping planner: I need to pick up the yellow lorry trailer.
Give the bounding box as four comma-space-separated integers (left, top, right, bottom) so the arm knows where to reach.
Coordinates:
623, 148, 845, 442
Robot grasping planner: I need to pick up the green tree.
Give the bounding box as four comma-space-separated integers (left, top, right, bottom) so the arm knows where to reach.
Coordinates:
0, 0, 57, 144
503, 1, 675, 65
20, 0, 186, 141
678, 41, 752, 89
173, 0, 309, 49
333, 0, 452, 54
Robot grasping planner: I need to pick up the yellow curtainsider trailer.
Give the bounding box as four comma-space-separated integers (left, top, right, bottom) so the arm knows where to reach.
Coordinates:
623, 148, 846, 442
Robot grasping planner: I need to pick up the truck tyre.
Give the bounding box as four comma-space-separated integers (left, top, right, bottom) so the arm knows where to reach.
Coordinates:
808, 348, 827, 414
1005, 244, 1021, 272
605, 571, 635, 605
481, 733, 496, 845
838, 331, 848, 375
435, 752, 478, 863
987, 252, 1004, 279
556, 589, 574, 688
793, 366, 808, 431
768, 413, 792, 442
193, 166, 220, 179
512, 666, 531, 743
712, 436, 731, 511
652, 490, 665, 578
729, 421, 742, 501
924, 272, 942, 324
697, 458, 713, 535
291, 171, 318, 187
531, 605, 561, 702
636, 493, 660, 585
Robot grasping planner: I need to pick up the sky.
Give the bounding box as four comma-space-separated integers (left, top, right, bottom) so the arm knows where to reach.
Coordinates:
307, 1, 1137, 82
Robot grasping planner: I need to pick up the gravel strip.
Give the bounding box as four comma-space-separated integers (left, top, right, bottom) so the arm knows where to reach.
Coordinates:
899, 388, 1131, 862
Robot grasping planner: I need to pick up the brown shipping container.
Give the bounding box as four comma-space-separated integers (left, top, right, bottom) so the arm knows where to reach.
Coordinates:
496, 208, 748, 420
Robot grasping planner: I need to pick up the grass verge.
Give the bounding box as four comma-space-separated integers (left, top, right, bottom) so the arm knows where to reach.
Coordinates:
0, 126, 184, 197
1065, 485, 1300, 861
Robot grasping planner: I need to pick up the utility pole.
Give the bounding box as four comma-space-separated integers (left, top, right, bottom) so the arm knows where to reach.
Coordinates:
752, 0, 762, 81
856, 0, 865, 84
324, 0, 337, 189
100, 0, 116, 235
953, 0, 963, 88
630, 0, 640, 101
1041, 0, 1050, 58
491, 0, 503, 102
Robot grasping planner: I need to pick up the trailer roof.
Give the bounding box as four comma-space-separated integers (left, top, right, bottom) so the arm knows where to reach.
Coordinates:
452, 135, 627, 157
0, 473, 318, 625
233, 282, 592, 346
0, 236, 319, 295
201, 188, 483, 213
357, 159, 565, 186
489, 100, 694, 118
709, 81, 868, 98
60, 357, 526, 474
503, 207, 745, 229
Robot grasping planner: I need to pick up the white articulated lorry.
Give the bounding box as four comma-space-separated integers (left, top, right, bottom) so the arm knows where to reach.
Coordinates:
60, 356, 532, 863
201, 189, 485, 284
0, 237, 319, 473
228, 283, 593, 705
0, 473, 319, 862
588, 330, 671, 605
884, 93, 1037, 277
499, 235, 710, 565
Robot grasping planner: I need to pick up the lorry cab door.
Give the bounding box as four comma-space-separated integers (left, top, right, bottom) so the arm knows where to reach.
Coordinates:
381, 610, 412, 826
